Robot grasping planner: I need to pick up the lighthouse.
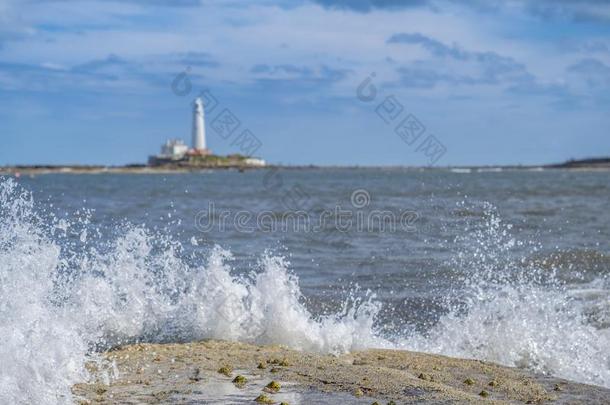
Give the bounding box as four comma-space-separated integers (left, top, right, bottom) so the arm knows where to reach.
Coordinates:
192, 97, 207, 153
148, 96, 266, 167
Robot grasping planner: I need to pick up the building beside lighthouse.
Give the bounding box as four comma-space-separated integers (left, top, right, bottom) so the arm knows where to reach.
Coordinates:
148, 97, 265, 167
160, 139, 188, 159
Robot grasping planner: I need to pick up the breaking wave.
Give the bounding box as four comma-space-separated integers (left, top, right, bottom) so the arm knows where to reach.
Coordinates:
0, 179, 608, 404
406, 204, 610, 387
0, 178, 387, 404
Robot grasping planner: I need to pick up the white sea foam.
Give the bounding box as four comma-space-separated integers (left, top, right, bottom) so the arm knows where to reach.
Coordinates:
0, 178, 388, 404
0, 179, 89, 403
407, 282, 610, 386
0, 178, 608, 404
407, 205, 610, 387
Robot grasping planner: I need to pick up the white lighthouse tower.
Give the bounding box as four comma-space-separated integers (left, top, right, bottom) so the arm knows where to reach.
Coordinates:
191, 97, 207, 153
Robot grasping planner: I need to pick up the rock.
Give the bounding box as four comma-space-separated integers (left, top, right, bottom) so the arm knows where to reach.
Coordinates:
73, 339, 610, 404
189, 368, 202, 382
217, 365, 232, 377
463, 378, 475, 386
265, 381, 281, 392
232, 375, 247, 385
418, 373, 432, 381
254, 394, 274, 404
269, 358, 290, 366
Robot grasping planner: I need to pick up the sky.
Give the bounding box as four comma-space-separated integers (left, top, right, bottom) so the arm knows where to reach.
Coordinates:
1, 0, 609, 166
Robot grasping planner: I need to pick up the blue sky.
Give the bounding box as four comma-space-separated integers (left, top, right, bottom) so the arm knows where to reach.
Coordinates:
1, 0, 609, 166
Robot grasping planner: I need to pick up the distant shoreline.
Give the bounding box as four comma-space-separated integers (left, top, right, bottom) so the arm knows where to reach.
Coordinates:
0, 164, 271, 175
1, 157, 609, 175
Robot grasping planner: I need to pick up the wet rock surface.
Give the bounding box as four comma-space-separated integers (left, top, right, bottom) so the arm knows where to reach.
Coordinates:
73, 340, 610, 404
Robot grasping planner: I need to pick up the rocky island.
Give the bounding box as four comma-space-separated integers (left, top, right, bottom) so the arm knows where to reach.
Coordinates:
148, 152, 266, 170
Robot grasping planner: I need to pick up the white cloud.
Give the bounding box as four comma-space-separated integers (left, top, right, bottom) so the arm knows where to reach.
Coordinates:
0, 0, 607, 106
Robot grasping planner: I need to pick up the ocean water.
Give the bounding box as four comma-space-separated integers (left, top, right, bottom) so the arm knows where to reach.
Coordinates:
1, 168, 609, 403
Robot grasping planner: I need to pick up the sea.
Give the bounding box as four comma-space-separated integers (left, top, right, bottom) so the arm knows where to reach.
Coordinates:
1, 168, 609, 403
